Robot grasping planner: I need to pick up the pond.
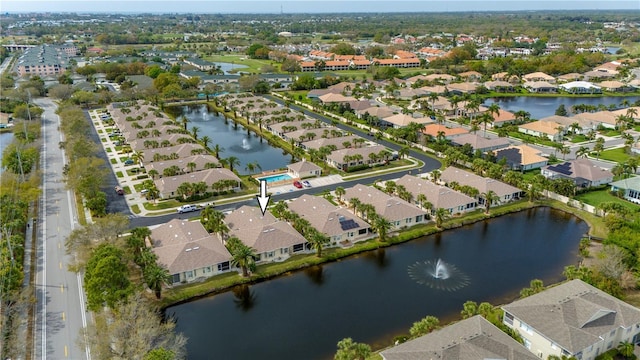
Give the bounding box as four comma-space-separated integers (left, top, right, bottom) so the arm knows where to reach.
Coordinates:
0, 131, 14, 174
214, 61, 248, 74
484, 96, 640, 120
165, 105, 291, 175
167, 207, 587, 360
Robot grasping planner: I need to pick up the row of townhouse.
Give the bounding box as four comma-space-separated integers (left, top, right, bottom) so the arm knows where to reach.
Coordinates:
106, 101, 242, 199
382, 280, 640, 360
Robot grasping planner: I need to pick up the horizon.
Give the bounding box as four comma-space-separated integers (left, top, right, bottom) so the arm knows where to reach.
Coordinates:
3, 1, 639, 14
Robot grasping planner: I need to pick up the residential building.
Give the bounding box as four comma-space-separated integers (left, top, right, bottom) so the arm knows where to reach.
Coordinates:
154, 168, 241, 199
287, 194, 371, 245
150, 219, 232, 284
287, 159, 322, 179
146, 143, 208, 161
450, 133, 510, 152
395, 174, 477, 215
490, 109, 517, 127
440, 167, 523, 205
343, 184, 427, 230
502, 279, 640, 360
573, 111, 619, 129
610, 176, 640, 204
518, 120, 564, 141
541, 158, 614, 188
380, 114, 432, 128
300, 135, 361, 151
326, 145, 389, 171
421, 124, 468, 139
16, 44, 76, 77
559, 81, 602, 94
145, 154, 220, 177
524, 81, 558, 93
494, 145, 549, 171
225, 206, 308, 263
523, 71, 556, 83
381, 315, 539, 360
447, 82, 480, 95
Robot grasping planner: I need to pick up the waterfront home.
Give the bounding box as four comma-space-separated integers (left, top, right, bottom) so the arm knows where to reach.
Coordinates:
518, 120, 564, 141
300, 134, 362, 151
538, 115, 596, 134
225, 206, 308, 263
610, 176, 640, 204
502, 279, 640, 360
557, 73, 583, 83
381, 315, 539, 360
559, 81, 602, 94
268, 120, 316, 138
523, 71, 556, 83
287, 160, 322, 179
599, 80, 630, 92
326, 145, 388, 171
343, 184, 427, 230
447, 82, 480, 95
287, 194, 371, 246
524, 81, 558, 93
490, 108, 517, 127
128, 133, 195, 153
395, 174, 477, 215
450, 133, 510, 152
484, 80, 516, 92
146, 143, 208, 161
150, 219, 232, 284
611, 106, 640, 122
154, 168, 241, 199
145, 154, 220, 177
541, 158, 613, 188
440, 167, 523, 205
573, 111, 618, 129
494, 145, 549, 171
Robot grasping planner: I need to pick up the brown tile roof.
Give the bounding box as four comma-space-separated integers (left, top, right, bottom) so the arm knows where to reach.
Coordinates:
543, 158, 613, 182
503, 280, 640, 354
225, 205, 307, 253
495, 145, 548, 167
440, 167, 520, 198
395, 175, 476, 212
343, 184, 426, 222
287, 159, 322, 174
146, 154, 220, 175
450, 134, 510, 151
155, 168, 240, 195
382, 113, 433, 127
519, 120, 563, 135
421, 124, 468, 138
381, 316, 539, 360
151, 219, 231, 274
288, 194, 370, 237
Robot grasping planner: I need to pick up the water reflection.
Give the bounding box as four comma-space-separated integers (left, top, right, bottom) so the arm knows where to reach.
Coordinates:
232, 284, 258, 312
304, 265, 327, 286
364, 248, 390, 269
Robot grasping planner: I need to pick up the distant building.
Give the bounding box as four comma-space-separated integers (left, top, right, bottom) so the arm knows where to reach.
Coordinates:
15, 44, 77, 77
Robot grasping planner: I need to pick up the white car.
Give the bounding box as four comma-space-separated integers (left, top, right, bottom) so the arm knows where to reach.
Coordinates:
176, 204, 199, 213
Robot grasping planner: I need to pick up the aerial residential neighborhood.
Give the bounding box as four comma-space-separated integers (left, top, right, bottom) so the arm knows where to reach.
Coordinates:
2, 2, 640, 360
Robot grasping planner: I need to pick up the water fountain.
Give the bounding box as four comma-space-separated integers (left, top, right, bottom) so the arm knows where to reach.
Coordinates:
242, 138, 251, 150
407, 258, 470, 291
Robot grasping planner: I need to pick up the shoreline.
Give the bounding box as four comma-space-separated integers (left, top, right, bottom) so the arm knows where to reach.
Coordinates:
157, 199, 595, 309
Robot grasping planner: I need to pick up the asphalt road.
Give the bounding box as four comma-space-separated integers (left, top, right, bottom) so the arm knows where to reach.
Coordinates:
33, 98, 91, 360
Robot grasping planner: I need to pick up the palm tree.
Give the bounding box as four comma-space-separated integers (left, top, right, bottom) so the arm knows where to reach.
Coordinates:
230, 241, 257, 277
335, 186, 345, 203
226, 156, 240, 172
593, 138, 605, 160
180, 115, 189, 130
409, 315, 440, 337
200, 135, 211, 150
559, 145, 571, 160
617, 341, 635, 358
212, 144, 225, 159
131, 150, 145, 167
371, 215, 392, 242
416, 193, 428, 210
479, 112, 494, 138
481, 190, 500, 215
191, 125, 200, 140
434, 208, 450, 228
144, 263, 171, 299
186, 162, 196, 173
575, 146, 590, 159
308, 231, 329, 257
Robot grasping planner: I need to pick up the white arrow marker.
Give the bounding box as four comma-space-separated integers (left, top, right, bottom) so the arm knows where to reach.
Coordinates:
256, 179, 270, 216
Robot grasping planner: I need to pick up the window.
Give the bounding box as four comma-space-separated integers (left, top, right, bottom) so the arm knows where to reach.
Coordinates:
205, 266, 211, 273
520, 322, 533, 334
358, 228, 367, 235
217, 262, 229, 271
504, 312, 514, 326
186, 271, 194, 278
607, 341, 613, 350
523, 338, 531, 349
610, 329, 616, 337
171, 274, 180, 284
293, 243, 304, 252
416, 215, 423, 222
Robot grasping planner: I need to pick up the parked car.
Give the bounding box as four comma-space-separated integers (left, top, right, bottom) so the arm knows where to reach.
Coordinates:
177, 204, 199, 214
123, 159, 135, 165
302, 180, 311, 187
293, 181, 303, 189
114, 186, 124, 195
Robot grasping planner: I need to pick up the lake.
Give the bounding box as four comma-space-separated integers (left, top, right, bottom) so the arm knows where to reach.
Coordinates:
0, 131, 14, 174
485, 96, 640, 120
214, 61, 248, 74
164, 105, 291, 175
167, 207, 587, 360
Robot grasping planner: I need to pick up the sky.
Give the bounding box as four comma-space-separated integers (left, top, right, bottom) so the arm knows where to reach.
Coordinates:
2, 0, 639, 14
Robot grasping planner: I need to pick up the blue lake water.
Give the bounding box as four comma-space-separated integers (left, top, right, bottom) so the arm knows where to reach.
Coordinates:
164, 104, 291, 175
214, 61, 249, 74
485, 96, 640, 120
167, 207, 587, 360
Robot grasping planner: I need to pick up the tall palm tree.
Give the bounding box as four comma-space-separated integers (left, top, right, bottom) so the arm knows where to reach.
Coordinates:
229, 240, 257, 277
372, 215, 392, 242
187, 162, 197, 173
180, 115, 189, 130
212, 144, 225, 159
434, 207, 450, 228
308, 230, 329, 257
131, 150, 145, 167
191, 125, 200, 140
335, 186, 345, 203
200, 135, 211, 150
144, 263, 171, 299
575, 146, 590, 159
617, 341, 635, 358
481, 190, 500, 215
226, 156, 240, 172
416, 193, 428, 210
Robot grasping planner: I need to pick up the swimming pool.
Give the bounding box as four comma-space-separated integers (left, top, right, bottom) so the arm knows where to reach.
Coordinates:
257, 173, 293, 183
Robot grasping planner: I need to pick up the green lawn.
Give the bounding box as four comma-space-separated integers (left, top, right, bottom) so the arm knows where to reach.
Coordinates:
598, 148, 631, 163
115, 171, 123, 178
575, 188, 640, 214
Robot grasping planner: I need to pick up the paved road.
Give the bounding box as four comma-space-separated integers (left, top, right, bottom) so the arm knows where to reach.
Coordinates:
33, 98, 91, 360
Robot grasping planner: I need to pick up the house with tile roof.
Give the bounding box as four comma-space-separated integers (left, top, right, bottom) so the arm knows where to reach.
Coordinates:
559, 81, 602, 94
524, 81, 558, 93
494, 144, 549, 171
343, 184, 427, 230
300, 134, 361, 151
421, 124, 469, 139
450, 133, 511, 152
502, 279, 640, 360
381, 114, 433, 129
610, 176, 640, 204
288, 194, 371, 246
381, 315, 539, 360
225, 206, 309, 263
150, 219, 232, 284
154, 168, 241, 199
326, 145, 389, 171
542, 158, 613, 188
573, 111, 619, 129
518, 120, 564, 141
287, 159, 322, 179
395, 175, 477, 215
447, 82, 480, 95
523, 71, 556, 83
440, 167, 523, 205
